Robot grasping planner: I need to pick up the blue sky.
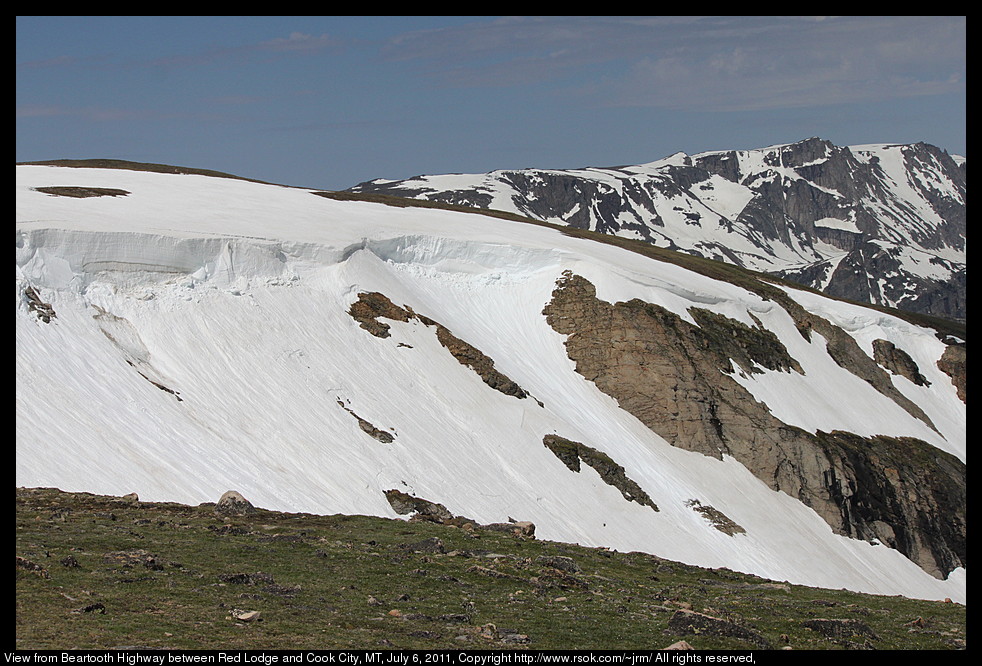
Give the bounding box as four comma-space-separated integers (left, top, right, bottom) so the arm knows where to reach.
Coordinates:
17, 16, 966, 190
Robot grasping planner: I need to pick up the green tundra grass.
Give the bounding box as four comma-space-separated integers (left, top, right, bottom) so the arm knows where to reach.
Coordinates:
15, 488, 965, 651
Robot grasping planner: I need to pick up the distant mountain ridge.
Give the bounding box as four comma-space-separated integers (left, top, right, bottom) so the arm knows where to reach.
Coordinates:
348, 138, 966, 322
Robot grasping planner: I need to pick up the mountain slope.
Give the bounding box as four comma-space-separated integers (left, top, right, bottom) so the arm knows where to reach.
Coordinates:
16, 163, 965, 603
347, 138, 966, 322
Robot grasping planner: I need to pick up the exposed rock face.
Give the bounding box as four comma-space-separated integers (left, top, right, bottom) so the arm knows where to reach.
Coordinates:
811, 431, 965, 579
752, 286, 936, 431
936, 344, 966, 403
422, 317, 529, 399
685, 499, 745, 536
349, 292, 529, 400
542, 435, 658, 511
541, 272, 805, 461
349, 138, 965, 321
23, 285, 56, 323
542, 272, 965, 578
872, 339, 930, 386
337, 400, 395, 443
348, 291, 413, 339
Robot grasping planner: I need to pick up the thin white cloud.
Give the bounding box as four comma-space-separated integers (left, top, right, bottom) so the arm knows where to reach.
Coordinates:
16, 105, 147, 121
145, 31, 344, 68
607, 16, 965, 111
16, 104, 232, 123
382, 16, 965, 110
17, 55, 81, 69
259, 32, 341, 53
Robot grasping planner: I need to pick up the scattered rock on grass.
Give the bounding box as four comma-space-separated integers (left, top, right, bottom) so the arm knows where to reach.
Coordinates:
16, 556, 49, 578
668, 609, 771, 649
74, 602, 106, 614
103, 549, 164, 570
535, 555, 580, 573
402, 537, 447, 554
802, 618, 878, 641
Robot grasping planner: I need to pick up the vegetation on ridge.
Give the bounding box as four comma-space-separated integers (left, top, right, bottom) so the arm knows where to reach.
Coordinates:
16, 487, 965, 650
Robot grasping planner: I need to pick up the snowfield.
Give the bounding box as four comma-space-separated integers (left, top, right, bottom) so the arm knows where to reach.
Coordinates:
16, 165, 965, 603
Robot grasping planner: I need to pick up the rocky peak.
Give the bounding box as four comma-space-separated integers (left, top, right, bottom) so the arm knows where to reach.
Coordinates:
347, 138, 965, 322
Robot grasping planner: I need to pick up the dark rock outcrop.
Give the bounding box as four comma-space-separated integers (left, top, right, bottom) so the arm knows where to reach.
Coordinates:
24, 285, 56, 323
349, 292, 529, 400
936, 344, 966, 403
542, 435, 658, 511
33, 186, 130, 198
685, 499, 745, 536
383, 489, 535, 537
348, 292, 413, 339
383, 489, 454, 522
337, 400, 395, 443
872, 339, 930, 386
542, 272, 965, 578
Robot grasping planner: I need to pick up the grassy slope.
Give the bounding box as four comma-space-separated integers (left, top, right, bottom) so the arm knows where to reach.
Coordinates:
16, 488, 965, 650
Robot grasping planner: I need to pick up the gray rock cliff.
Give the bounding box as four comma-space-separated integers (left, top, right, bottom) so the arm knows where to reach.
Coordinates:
349, 139, 965, 321
541, 272, 965, 578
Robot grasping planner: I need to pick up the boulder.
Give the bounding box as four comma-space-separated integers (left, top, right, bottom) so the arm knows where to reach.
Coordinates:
383, 489, 453, 522
216, 490, 256, 516
482, 522, 536, 538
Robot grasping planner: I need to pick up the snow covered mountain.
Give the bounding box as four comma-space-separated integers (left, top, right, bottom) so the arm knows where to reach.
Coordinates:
348, 138, 966, 323
16, 162, 965, 604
